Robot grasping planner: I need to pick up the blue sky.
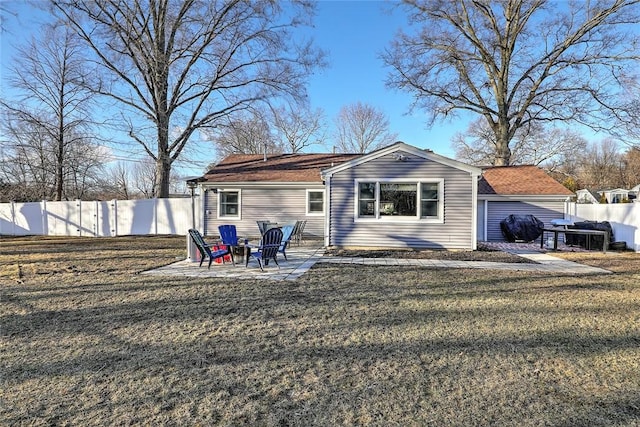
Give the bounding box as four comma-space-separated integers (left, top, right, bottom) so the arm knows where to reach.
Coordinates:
306, 1, 463, 156
0, 1, 468, 175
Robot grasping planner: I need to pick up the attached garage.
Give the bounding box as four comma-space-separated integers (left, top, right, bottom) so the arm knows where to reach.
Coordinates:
477, 166, 572, 242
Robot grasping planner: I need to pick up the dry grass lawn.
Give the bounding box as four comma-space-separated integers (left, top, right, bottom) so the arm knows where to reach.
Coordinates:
1, 236, 640, 426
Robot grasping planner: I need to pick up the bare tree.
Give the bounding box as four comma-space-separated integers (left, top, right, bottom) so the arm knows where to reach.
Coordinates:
577, 139, 624, 189
132, 158, 159, 199
52, 0, 324, 198
99, 162, 133, 200
1, 114, 106, 201
208, 109, 283, 161
1, 22, 96, 201
453, 119, 587, 170
0, 118, 54, 201
333, 102, 398, 153
271, 104, 326, 153
620, 147, 640, 187
384, 0, 640, 165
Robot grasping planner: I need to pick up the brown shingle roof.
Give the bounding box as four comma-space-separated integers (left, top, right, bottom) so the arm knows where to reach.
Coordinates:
202, 153, 360, 183
479, 165, 572, 195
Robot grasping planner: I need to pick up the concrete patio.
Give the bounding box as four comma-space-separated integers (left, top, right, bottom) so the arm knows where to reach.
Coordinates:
142, 240, 611, 281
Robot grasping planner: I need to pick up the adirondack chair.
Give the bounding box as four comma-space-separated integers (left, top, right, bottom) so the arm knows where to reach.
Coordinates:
256, 220, 269, 235
218, 224, 240, 265
188, 229, 232, 269
246, 227, 283, 271
292, 220, 307, 245
278, 224, 295, 261
257, 220, 278, 235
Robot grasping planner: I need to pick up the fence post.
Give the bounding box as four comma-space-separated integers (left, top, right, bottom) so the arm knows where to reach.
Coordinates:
76, 199, 82, 236
111, 200, 117, 237
10, 201, 16, 236
153, 198, 158, 235
40, 200, 46, 236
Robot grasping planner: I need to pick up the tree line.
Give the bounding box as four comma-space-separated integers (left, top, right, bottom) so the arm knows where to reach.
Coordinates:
1, 0, 639, 202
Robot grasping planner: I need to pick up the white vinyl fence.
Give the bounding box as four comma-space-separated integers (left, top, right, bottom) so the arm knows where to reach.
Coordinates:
565, 202, 640, 252
0, 198, 200, 237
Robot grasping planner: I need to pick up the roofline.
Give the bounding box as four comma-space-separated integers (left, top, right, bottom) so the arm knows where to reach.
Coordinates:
200, 181, 323, 188
478, 194, 572, 201
321, 142, 482, 178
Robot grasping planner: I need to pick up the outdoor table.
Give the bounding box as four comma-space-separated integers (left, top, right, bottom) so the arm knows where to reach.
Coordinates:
234, 239, 250, 264
540, 227, 609, 253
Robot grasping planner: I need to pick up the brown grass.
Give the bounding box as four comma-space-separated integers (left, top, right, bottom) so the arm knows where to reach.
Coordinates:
1, 236, 640, 426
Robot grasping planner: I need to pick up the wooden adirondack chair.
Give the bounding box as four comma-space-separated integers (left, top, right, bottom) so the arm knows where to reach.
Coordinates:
188, 229, 232, 269
246, 227, 283, 271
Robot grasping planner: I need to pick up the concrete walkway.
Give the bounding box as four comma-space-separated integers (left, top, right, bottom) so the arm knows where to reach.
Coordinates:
143, 243, 611, 281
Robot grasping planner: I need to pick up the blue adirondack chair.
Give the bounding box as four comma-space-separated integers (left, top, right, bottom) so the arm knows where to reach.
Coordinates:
218, 224, 240, 265
188, 229, 231, 269
278, 224, 295, 261
246, 227, 283, 271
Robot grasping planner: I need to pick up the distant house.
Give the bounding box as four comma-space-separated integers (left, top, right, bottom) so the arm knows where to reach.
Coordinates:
194, 142, 573, 248
575, 189, 601, 204
601, 188, 631, 204
477, 166, 573, 241
575, 186, 639, 204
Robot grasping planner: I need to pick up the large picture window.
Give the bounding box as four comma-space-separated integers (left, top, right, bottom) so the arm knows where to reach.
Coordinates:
380, 183, 417, 216
356, 180, 442, 221
219, 190, 240, 218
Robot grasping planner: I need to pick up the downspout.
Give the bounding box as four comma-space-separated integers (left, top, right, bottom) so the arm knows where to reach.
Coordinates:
323, 174, 331, 247
483, 199, 488, 242
471, 172, 479, 250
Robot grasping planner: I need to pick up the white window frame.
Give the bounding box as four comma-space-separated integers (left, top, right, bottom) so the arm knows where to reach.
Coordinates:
353, 179, 444, 223
306, 189, 325, 216
217, 189, 241, 219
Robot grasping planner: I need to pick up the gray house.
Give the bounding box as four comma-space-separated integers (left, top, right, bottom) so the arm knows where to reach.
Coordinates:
195, 142, 571, 248
196, 152, 359, 240
321, 142, 482, 250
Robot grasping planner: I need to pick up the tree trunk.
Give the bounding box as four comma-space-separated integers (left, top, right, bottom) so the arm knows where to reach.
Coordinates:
155, 153, 171, 198
494, 122, 512, 166
155, 104, 171, 198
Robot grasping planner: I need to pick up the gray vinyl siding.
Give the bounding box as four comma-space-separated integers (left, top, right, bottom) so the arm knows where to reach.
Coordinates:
203, 185, 324, 240
484, 200, 565, 241
328, 153, 475, 250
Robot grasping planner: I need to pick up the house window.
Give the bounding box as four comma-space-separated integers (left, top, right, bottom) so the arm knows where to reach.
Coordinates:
421, 182, 439, 218
358, 182, 376, 217
218, 190, 240, 218
307, 190, 324, 215
380, 183, 417, 216
356, 180, 443, 221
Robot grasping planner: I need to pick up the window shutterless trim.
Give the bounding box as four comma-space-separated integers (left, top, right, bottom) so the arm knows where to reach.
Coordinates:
306, 189, 325, 216
353, 179, 444, 223
217, 189, 242, 220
